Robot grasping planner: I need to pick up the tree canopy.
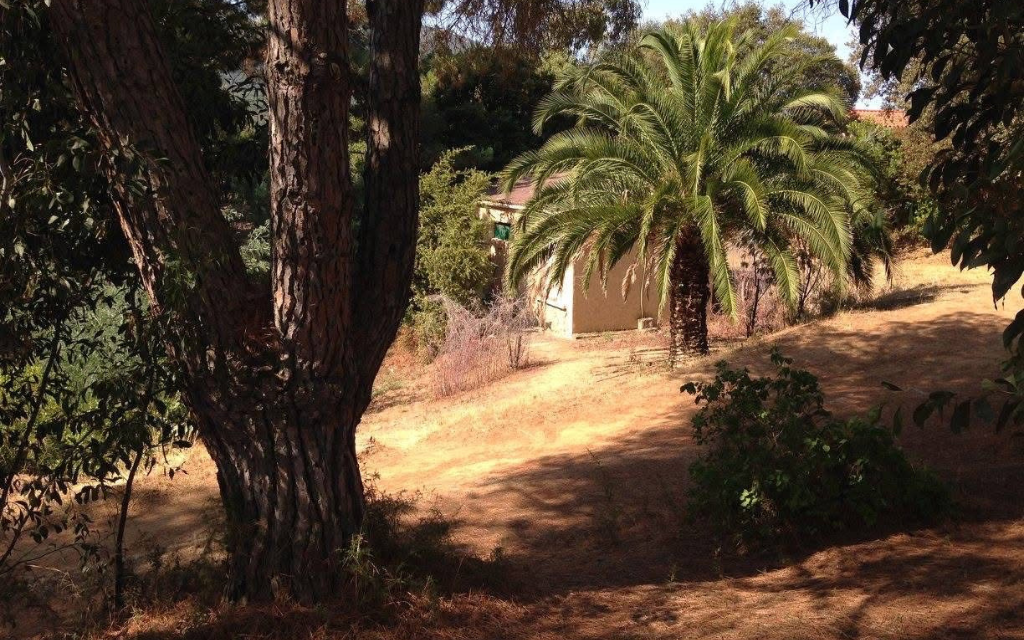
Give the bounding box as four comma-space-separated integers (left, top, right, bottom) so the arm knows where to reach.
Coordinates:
834, 0, 1023, 304
660, 2, 862, 107
426, 0, 641, 53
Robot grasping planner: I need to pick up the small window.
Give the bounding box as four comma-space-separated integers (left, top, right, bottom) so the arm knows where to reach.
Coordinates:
493, 222, 512, 241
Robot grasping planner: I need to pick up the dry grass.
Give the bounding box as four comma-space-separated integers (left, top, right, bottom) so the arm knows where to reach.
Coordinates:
86, 593, 528, 640
8, 252, 1024, 640
51, 518, 1024, 640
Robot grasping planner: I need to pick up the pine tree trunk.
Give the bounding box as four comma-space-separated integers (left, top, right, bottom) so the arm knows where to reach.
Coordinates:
669, 228, 711, 359
50, 0, 423, 602
197, 379, 368, 601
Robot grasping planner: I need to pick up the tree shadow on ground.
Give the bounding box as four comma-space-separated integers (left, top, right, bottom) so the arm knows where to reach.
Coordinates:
501, 518, 1024, 640
402, 311, 1024, 639
730, 522, 1024, 639
35, 311, 1024, 640
460, 311, 1024, 596
856, 282, 977, 312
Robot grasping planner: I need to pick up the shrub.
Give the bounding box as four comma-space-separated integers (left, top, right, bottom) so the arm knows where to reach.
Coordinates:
414, 149, 493, 308
847, 120, 941, 252
223, 175, 271, 279
682, 350, 949, 548
708, 257, 786, 341
406, 149, 495, 361
429, 296, 533, 398
409, 299, 449, 362
338, 474, 510, 610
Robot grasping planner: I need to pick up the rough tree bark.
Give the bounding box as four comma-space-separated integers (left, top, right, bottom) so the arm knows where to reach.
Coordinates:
49, 0, 424, 601
669, 228, 711, 358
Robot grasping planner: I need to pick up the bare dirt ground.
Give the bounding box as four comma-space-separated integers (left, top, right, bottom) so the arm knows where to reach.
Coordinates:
12, 250, 1024, 639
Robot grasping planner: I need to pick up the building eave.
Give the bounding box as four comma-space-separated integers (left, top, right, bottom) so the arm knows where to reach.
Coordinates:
479, 200, 526, 212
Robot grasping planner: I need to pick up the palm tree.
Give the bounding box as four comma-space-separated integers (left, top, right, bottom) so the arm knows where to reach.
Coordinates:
502, 19, 881, 357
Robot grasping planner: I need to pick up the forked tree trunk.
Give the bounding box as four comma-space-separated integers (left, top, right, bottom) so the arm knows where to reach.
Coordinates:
199, 381, 370, 600
50, 0, 423, 601
669, 228, 711, 359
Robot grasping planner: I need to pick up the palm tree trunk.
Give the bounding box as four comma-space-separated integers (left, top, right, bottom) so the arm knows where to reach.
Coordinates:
669, 228, 711, 359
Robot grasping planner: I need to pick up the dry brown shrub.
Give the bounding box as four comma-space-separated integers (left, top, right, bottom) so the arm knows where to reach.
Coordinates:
429, 296, 534, 398
708, 262, 787, 342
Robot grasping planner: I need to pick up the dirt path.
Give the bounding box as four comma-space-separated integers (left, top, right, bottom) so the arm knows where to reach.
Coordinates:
356, 251, 1021, 588
17, 251, 1024, 639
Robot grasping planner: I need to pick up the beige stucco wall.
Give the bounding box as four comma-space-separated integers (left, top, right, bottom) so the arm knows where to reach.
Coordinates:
478, 202, 666, 337
479, 203, 515, 290
570, 251, 664, 335
479, 202, 573, 335
570, 245, 751, 335
479, 203, 516, 225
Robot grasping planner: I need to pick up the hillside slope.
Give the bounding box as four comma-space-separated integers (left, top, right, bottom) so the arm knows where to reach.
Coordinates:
18, 251, 1024, 639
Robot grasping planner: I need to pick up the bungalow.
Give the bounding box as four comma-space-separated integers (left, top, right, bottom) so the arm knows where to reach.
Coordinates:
479, 178, 663, 337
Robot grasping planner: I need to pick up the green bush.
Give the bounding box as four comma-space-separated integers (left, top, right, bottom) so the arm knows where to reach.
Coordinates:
406, 149, 494, 360
682, 350, 949, 548
415, 148, 493, 308
409, 299, 448, 362
847, 120, 940, 250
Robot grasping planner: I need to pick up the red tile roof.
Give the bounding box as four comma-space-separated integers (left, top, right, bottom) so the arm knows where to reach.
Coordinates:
850, 108, 909, 129
484, 174, 566, 208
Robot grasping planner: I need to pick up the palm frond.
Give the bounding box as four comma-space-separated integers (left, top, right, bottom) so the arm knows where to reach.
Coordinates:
503, 20, 875, 347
